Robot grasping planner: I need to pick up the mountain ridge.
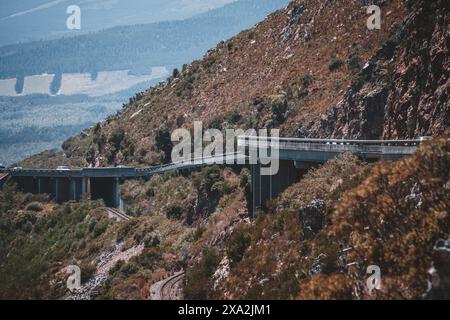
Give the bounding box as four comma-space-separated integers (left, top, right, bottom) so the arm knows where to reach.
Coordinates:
0, 0, 290, 79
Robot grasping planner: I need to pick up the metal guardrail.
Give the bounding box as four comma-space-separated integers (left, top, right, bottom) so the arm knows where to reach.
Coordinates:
237, 136, 425, 155
237, 136, 429, 147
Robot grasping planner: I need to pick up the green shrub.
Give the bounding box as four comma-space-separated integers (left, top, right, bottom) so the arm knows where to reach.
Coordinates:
227, 110, 242, 124
110, 260, 125, 275
300, 74, 313, 88
80, 262, 96, 284
92, 220, 108, 238
144, 232, 161, 248
136, 247, 162, 269
209, 115, 224, 130
22, 221, 33, 234
347, 51, 362, 73
146, 187, 155, 198
75, 224, 86, 239
120, 262, 139, 276
110, 127, 125, 148
166, 204, 183, 219
25, 202, 44, 212
286, 105, 300, 118
239, 169, 251, 189
271, 98, 288, 124
329, 55, 343, 71
117, 220, 138, 241
88, 218, 97, 232
155, 127, 173, 162
211, 181, 234, 195
184, 248, 221, 299
227, 224, 252, 266
193, 226, 205, 241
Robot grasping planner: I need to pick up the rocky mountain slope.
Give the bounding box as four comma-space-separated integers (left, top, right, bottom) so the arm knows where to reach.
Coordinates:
208, 133, 449, 300
55, 0, 449, 169
2, 0, 449, 300
309, 0, 449, 139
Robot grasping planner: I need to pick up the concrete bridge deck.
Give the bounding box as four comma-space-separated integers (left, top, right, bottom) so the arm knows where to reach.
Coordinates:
7, 153, 247, 179
238, 136, 420, 162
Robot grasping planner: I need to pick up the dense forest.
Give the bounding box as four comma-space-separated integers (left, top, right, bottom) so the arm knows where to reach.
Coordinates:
0, 0, 289, 79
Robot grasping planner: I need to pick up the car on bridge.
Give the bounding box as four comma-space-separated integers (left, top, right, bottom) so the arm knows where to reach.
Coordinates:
57, 166, 70, 171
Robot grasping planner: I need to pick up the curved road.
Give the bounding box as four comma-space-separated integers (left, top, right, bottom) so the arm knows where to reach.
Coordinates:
150, 271, 185, 300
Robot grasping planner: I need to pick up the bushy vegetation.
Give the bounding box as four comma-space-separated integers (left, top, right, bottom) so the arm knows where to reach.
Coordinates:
329, 55, 344, 72
0, 183, 111, 299
184, 248, 221, 299
208, 136, 449, 300
227, 224, 252, 266
312, 134, 450, 299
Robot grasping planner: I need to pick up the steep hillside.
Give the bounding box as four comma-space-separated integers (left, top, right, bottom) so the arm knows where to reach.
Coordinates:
308, 0, 449, 139
0, 166, 246, 299
59, 0, 415, 168
206, 132, 449, 300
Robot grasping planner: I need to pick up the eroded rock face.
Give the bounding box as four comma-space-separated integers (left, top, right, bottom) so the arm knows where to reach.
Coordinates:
308, 0, 449, 139
384, 0, 449, 138
299, 199, 325, 239
424, 239, 450, 300
212, 256, 231, 290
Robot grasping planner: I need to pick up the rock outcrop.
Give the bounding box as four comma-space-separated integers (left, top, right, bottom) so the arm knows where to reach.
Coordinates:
424, 239, 450, 300
308, 0, 449, 139
299, 199, 325, 239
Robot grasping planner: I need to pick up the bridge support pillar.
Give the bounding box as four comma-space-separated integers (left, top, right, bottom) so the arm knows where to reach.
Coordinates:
250, 163, 261, 218
69, 179, 76, 201
90, 177, 121, 208
250, 160, 299, 218
81, 177, 88, 196
112, 178, 121, 209
54, 178, 59, 203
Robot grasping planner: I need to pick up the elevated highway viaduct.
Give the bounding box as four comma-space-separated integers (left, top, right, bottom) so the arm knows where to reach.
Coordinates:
239, 137, 423, 216
3, 138, 426, 215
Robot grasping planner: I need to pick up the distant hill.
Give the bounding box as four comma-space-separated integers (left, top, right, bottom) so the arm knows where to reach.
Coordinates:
0, 0, 236, 46
0, 0, 290, 79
